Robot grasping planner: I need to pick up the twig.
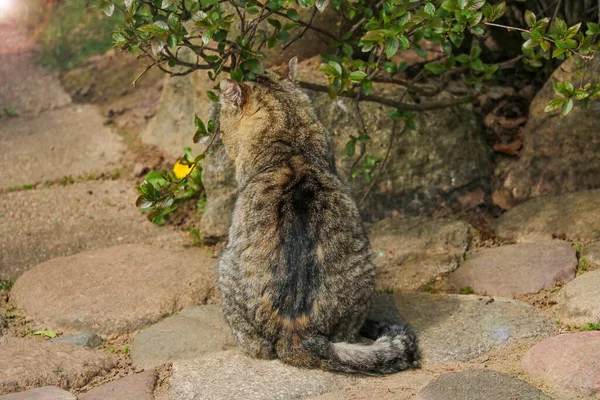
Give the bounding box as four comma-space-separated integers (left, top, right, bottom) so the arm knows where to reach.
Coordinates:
283, 8, 317, 49
131, 61, 156, 87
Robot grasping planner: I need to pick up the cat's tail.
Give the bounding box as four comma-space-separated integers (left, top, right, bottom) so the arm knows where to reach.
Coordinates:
276, 320, 419, 375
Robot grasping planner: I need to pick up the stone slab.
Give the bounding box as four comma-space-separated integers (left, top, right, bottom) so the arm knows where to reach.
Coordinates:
555, 270, 600, 326
10, 244, 217, 335
131, 305, 236, 369
78, 371, 157, 400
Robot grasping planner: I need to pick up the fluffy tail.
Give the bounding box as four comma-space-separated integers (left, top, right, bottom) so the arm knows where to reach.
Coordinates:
277, 320, 419, 375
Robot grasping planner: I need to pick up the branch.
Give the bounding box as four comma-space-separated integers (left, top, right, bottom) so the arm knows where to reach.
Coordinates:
283, 8, 317, 49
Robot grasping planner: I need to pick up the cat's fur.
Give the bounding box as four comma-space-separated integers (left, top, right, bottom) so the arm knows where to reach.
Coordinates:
217, 58, 419, 374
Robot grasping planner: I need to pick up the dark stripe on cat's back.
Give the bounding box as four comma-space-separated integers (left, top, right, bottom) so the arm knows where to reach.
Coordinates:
272, 172, 322, 318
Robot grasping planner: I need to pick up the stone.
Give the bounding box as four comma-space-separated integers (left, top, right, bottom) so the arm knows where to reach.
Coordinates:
522, 331, 600, 397
131, 305, 236, 369
10, 244, 217, 335
52, 333, 103, 348
199, 57, 493, 239
368, 293, 555, 365
496, 56, 600, 206
554, 270, 600, 326
582, 241, 600, 268
78, 371, 158, 400
447, 241, 577, 297
0, 105, 125, 190
0, 338, 115, 394
0, 181, 186, 281
168, 350, 357, 400
369, 217, 471, 291
418, 369, 551, 400
0, 386, 76, 400
0, 30, 71, 115
495, 190, 600, 243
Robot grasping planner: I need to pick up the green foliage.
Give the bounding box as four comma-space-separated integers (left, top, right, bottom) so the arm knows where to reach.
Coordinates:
578, 256, 590, 272
2, 108, 18, 117
32, 329, 57, 338
459, 286, 475, 294
0, 280, 14, 291
579, 321, 600, 331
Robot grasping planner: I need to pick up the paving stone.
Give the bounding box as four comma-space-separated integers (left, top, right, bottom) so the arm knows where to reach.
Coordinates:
169, 350, 358, 400
555, 270, 600, 326
131, 305, 236, 369
582, 242, 600, 268
0, 386, 76, 400
0, 338, 115, 395
0, 181, 186, 281
369, 217, 471, 291
522, 331, 600, 397
418, 369, 551, 400
447, 241, 577, 297
0, 105, 125, 190
10, 244, 217, 335
369, 293, 555, 365
495, 190, 600, 243
52, 333, 103, 348
78, 371, 157, 400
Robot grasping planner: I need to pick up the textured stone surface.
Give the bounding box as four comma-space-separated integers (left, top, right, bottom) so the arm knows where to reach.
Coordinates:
169, 350, 357, 400
369, 217, 470, 291
495, 56, 600, 206
555, 270, 600, 326
369, 293, 555, 365
582, 242, 600, 268
495, 190, 600, 243
131, 305, 236, 369
0, 30, 71, 115
447, 241, 577, 297
0, 338, 115, 394
419, 369, 551, 400
52, 333, 103, 349
78, 371, 157, 400
11, 244, 217, 335
523, 331, 600, 397
0, 386, 76, 400
0, 105, 125, 190
0, 181, 186, 281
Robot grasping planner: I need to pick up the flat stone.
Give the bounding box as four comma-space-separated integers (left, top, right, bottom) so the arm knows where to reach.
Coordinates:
495, 190, 600, 243
0, 30, 71, 115
0, 106, 125, 190
78, 371, 157, 400
0, 338, 115, 394
369, 293, 555, 365
131, 305, 236, 369
52, 333, 103, 349
169, 350, 357, 400
0, 386, 76, 400
369, 217, 470, 291
10, 244, 217, 335
582, 242, 600, 268
418, 369, 551, 400
522, 331, 600, 397
447, 241, 577, 297
555, 270, 600, 326
0, 181, 186, 281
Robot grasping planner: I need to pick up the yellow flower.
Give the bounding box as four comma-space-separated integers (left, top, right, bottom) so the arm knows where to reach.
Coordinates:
173, 160, 195, 180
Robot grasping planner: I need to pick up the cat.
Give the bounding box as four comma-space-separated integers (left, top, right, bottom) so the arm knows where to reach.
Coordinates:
217, 57, 419, 374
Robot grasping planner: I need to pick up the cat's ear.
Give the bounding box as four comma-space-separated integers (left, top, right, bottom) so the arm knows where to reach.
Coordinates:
219, 79, 244, 108
274, 56, 298, 82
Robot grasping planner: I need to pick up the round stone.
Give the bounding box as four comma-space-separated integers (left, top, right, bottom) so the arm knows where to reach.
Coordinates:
555, 270, 600, 326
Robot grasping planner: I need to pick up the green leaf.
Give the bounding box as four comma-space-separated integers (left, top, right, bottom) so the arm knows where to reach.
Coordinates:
566, 22, 581, 38
162, 0, 175, 8
361, 79, 372, 96
544, 98, 563, 112
491, 2, 506, 21
361, 29, 387, 42
424, 2, 436, 16
345, 139, 356, 156
244, 59, 264, 74
470, 46, 481, 59
539, 40, 550, 52
455, 54, 470, 63
384, 37, 399, 59
466, 0, 484, 10
425, 62, 445, 74
561, 97, 573, 115
441, 0, 458, 12
398, 35, 410, 49
317, 63, 339, 76
573, 89, 589, 100
103, 2, 115, 17
206, 91, 220, 103
287, 9, 299, 21
587, 22, 600, 35
349, 71, 367, 82
524, 10, 536, 28
328, 61, 343, 76
246, 7, 260, 14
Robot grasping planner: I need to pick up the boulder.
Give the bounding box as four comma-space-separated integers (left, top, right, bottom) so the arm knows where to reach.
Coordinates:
554, 270, 600, 326
369, 293, 555, 365
446, 241, 577, 297
418, 369, 551, 400
495, 56, 600, 206
0, 181, 186, 281
131, 305, 236, 369
0, 338, 115, 394
78, 371, 157, 400
495, 190, 600, 243
522, 331, 600, 397
582, 241, 600, 268
369, 217, 471, 291
10, 244, 217, 335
